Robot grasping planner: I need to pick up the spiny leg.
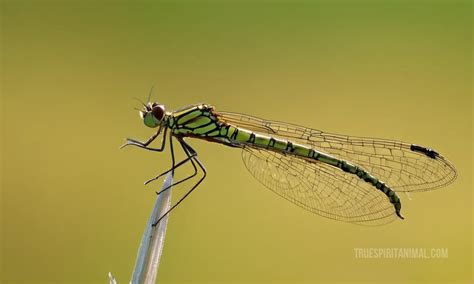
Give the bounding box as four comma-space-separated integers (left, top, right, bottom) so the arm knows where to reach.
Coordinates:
152, 139, 207, 226
152, 137, 198, 196
144, 153, 196, 185
120, 126, 167, 152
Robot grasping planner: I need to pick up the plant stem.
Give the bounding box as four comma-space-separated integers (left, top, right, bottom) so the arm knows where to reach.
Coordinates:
131, 172, 173, 284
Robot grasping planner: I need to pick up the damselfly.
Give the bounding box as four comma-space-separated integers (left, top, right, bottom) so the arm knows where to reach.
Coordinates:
122, 101, 457, 226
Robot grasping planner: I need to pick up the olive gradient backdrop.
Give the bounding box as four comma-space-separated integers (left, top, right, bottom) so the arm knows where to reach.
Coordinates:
1, 1, 472, 283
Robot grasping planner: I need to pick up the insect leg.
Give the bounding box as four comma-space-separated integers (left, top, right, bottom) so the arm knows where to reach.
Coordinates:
152, 138, 198, 194
120, 126, 167, 152
144, 154, 196, 185
169, 130, 175, 170
152, 139, 207, 226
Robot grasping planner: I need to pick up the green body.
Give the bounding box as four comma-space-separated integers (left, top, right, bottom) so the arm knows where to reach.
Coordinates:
166, 104, 403, 217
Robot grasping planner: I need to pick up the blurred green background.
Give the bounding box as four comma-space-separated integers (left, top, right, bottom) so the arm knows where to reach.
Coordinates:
1, 1, 472, 283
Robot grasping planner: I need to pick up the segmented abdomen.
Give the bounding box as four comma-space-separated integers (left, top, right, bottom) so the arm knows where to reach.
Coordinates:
225, 125, 404, 219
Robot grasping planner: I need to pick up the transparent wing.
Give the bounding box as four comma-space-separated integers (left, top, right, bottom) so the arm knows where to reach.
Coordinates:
219, 112, 457, 192
242, 147, 397, 225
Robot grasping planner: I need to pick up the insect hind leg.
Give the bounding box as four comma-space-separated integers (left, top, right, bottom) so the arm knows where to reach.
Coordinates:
152, 139, 207, 226
151, 137, 199, 194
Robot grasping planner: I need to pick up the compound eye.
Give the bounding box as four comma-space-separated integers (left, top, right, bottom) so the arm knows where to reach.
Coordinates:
151, 105, 165, 121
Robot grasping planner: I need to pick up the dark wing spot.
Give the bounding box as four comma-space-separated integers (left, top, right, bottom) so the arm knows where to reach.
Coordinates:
410, 144, 439, 159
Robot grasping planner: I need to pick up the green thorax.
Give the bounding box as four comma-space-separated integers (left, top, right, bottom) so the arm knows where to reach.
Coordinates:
168, 104, 225, 138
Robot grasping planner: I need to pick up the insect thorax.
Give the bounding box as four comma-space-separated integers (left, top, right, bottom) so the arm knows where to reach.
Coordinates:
168, 104, 225, 137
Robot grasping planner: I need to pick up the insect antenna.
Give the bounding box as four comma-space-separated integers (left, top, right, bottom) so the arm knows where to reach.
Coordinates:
133, 97, 146, 107
147, 85, 155, 104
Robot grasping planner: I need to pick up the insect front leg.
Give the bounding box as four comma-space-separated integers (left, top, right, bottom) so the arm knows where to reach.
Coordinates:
120, 126, 167, 152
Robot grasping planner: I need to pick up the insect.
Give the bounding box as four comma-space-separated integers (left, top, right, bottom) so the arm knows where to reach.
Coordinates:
122, 101, 457, 226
